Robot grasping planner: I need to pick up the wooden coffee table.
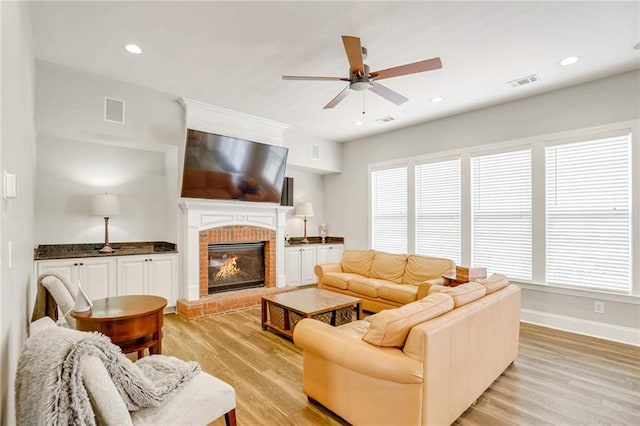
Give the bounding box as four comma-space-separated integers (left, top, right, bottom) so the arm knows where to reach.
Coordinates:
71, 295, 167, 358
261, 288, 362, 339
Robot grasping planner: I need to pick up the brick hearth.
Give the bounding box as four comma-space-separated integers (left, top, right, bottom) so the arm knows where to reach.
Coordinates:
177, 224, 280, 320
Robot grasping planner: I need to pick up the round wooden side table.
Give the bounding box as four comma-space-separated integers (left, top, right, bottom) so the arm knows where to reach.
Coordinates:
71, 295, 167, 358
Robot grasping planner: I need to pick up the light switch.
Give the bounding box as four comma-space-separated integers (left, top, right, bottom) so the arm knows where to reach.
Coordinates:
4, 171, 17, 200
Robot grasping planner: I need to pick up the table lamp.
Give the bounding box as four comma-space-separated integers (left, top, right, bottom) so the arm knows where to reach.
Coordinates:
296, 201, 314, 243
91, 193, 121, 253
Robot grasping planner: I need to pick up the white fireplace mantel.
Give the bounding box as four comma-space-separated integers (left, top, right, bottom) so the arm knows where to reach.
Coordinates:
179, 199, 292, 301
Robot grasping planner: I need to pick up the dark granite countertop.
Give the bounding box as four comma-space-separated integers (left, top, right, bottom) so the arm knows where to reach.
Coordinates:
285, 236, 344, 246
34, 241, 177, 260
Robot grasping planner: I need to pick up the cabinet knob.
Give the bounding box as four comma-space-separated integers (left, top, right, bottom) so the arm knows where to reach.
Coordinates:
73, 263, 78, 266
149, 258, 153, 262
145, 259, 148, 262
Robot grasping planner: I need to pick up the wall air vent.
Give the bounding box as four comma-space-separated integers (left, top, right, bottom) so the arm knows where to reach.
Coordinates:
311, 144, 320, 160
375, 116, 395, 124
507, 74, 539, 88
104, 97, 125, 124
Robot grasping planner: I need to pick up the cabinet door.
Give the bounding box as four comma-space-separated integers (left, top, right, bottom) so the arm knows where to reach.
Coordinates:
36, 259, 78, 285
300, 247, 317, 285
79, 258, 116, 301
148, 254, 177, 307
117, 256, 147, 295
285, 247, 301, 286
316, 246, 329, 265
327, 245, 344, 263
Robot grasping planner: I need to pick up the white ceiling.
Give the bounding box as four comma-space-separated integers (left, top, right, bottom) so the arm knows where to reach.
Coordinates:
29, 1, 640, 142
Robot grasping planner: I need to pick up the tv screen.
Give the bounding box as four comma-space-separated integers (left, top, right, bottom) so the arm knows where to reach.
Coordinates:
181, 129, 288, 203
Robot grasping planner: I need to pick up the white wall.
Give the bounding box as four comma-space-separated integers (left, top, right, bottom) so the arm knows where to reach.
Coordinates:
35, 138, 167, 244
284, 128, 342, 174
0, 2, 37, 423
35, 64, 338, 247
324, 70, 640, 341
284, 167, 325, 239
35, 63, 185, 244
325, 70, 640, 250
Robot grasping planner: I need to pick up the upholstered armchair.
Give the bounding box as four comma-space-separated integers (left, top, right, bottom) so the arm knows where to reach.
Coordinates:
27, 317, 237, 425
32, 273, 79, 328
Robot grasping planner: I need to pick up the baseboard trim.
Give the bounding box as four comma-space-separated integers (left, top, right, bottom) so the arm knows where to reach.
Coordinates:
521, 308, 640, 347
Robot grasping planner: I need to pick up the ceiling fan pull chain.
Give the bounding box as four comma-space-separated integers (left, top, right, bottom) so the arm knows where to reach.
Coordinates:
362, 92, 366, 115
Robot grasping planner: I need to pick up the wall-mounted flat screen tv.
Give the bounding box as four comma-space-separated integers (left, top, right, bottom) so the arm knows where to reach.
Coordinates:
181, 129, 288, 203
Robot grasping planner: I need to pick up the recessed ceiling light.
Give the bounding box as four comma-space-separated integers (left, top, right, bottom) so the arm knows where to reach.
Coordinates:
353, 121, 364, 126
559, 56, 579, 66
124, 44, 143, 55
431, 97, 444, 103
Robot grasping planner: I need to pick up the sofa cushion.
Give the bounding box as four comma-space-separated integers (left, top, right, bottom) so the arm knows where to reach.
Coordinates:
369, 252, 408, 284
348, 277, 389, 298
378, 283, 418, 304
473, 273, 508, 294
362, 293, 454, 347
322, 272, 362, 290
402, 255, 455, 285
429, 282, 487, 307
340, 250, 375, 277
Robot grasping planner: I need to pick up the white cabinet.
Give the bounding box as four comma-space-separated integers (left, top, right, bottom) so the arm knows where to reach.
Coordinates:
117, 254, 178, 307
35, 257, 116, 301
36, 253, 178, 307
285, 246, 317, 286
316, 244, 344, 265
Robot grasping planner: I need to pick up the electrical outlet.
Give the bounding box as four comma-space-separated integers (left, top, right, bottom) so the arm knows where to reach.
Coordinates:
594, 300, 605, 314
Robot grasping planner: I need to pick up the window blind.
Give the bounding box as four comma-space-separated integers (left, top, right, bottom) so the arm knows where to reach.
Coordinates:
472, 149, 532, 280
371, 166, 407, 253
415, 158, 461, 263
546, 135, 631, 292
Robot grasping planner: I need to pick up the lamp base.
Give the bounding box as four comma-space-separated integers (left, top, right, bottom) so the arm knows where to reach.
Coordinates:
99, 245, 115, 254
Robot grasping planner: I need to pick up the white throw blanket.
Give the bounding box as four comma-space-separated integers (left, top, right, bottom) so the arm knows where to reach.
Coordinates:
15, 325, 200, 425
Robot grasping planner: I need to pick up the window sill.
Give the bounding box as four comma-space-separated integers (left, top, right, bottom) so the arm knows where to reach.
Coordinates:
513, 281, 640, 304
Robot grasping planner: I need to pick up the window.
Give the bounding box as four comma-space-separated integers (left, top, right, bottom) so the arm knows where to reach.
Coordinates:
546, 135, 631, 292
415, 158, 461, 263
471, 149, 532, 280
371, 165, 407, 253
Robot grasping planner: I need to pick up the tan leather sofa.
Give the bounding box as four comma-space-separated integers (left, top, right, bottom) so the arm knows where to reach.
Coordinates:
315, 249, 455, 312
294, 276, 520, 426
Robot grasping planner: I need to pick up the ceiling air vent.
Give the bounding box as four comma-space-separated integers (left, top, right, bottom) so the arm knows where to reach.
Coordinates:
375, 116, 395, 124
507, 74, 539, 88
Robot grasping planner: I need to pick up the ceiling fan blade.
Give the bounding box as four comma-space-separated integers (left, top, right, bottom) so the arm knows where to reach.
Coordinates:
371, 57, 442, 80
282, 75, 348, 81
323, 86, 351, 109
369, 82, 409, 105
341, 35, 365, 75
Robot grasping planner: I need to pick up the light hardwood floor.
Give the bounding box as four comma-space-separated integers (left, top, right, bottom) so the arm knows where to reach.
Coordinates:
162, 308, 640, 425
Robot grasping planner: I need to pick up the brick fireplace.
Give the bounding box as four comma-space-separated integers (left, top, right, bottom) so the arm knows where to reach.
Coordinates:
199, 225, 276, 296
176, 199, 292, 319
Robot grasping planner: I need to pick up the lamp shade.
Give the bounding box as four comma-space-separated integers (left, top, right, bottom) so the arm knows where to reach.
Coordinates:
296, 201, 314, 217
91, 193, 121, 217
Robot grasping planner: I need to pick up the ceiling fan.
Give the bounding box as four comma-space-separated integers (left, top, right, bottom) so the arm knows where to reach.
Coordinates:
282, 35, 442, 109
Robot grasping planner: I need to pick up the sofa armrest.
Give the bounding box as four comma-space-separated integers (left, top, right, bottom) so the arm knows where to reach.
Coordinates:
293, 319, 422, 384
314, 263, 343, 282
424, 277, 446, 287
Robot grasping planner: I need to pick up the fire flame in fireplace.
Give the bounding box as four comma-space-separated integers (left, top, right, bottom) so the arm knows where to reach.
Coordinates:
215, 254, 240, 280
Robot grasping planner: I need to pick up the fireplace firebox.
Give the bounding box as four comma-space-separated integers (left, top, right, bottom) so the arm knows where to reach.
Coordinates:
208, 242, 265, 294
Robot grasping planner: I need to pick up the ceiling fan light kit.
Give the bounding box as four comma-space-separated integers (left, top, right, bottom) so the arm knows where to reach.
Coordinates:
282, 35, 442, 110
